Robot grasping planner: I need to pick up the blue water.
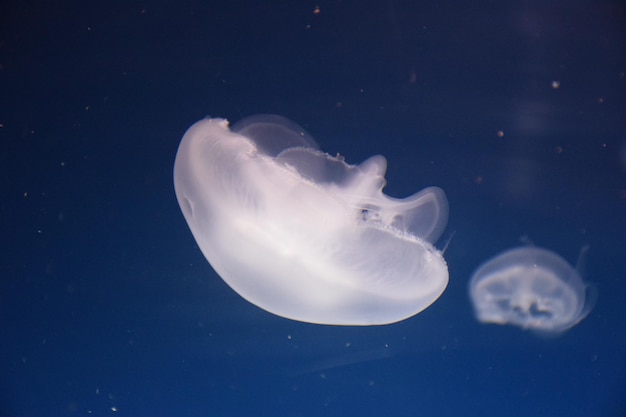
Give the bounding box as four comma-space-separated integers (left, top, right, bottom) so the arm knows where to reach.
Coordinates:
1, 0, 624, 416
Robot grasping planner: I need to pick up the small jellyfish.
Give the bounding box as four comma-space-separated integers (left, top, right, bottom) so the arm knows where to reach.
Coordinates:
468, 246, 596, 334
173, 115, 449, 325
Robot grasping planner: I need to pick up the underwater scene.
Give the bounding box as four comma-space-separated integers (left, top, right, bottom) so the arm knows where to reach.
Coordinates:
1, 0, 625, 416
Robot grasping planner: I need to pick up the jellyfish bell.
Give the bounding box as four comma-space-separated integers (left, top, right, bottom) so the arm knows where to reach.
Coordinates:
468, 246, 596, 334
174, 117, 448, 325
173, 115, 449, 325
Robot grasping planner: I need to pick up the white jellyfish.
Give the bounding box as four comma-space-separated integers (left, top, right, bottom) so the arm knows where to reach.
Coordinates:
173, 115, 449, 325
469, 246, 596, 334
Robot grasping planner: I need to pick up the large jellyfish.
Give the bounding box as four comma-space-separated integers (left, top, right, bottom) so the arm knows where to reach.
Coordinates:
173, 115, 449, 325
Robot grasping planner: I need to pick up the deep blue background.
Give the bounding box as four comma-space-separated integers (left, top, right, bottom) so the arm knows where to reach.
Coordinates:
1, 0, 625, 416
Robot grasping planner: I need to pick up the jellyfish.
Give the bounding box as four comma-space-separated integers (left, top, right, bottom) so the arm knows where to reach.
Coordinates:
468, 246, 596, 334
173, 115, 449, 325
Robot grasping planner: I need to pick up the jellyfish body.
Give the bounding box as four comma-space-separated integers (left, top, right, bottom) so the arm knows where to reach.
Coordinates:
173, 115, 449, 325
469, 246, 596, 333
